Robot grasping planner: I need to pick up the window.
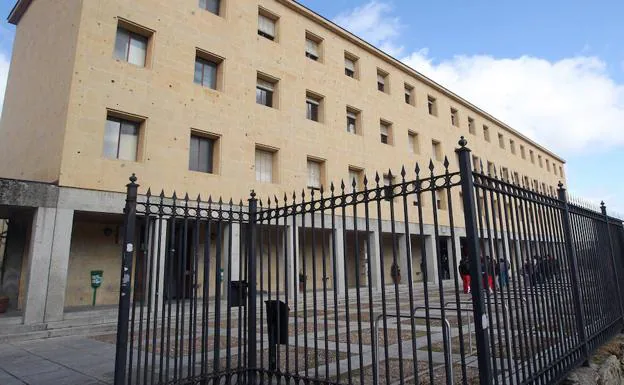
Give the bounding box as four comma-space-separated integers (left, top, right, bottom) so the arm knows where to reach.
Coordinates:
305, 32, 322, 61
472, 155, 480, 171
114, 25, 149, 67
346, 107, 360, 134
408, 131, 419, 154
510, 139, 516, 155
377, 69, 388, 93
432, 140, 442, 161
520, 145, 526, 159
483, 125, 491, 142
524, 176, 530, 187
258, 9, 277, 41
344, 53, 358, 78
306, 91, 323, 122
468, 117, 476, 135
427, 96, 437, 116
307, 158, 324, 189
199, 0, 220, 15
450, 108, 459, 127
189, 133, 217, 173
513, 172, 520, 184
546, 159, 551, 172
404, 84, 414, 105
194, 51, 223, 90
256, 74, 277, 108
380, 120, 392, 145
487, 161, 496, 175
255, 147, 275, 183
348, 167, 364, 189
529, 150, 535, 164
501, 167, 509, 181
103, 115, 140, 161
498, 133, 505, 149
435, 191, 447, 210
538, 155, 543, 168
560, 166, 563, 177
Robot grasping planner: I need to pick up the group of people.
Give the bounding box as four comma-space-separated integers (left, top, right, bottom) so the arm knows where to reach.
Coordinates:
458, 256, 509, 294
523, 255, 560, 286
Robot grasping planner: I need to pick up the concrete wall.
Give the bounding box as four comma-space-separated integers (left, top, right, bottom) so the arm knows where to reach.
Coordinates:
0, 0, 83, 182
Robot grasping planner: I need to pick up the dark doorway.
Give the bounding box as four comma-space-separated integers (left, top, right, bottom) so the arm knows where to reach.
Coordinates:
439, 237, 451, 280
164, 221, 195, 300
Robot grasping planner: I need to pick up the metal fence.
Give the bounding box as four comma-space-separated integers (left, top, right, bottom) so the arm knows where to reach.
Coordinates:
113, 137, 624, 385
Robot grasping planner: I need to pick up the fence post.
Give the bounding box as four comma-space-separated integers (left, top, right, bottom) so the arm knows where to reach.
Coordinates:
557, 182, 590, 363
600, 202, 624, 328
247, 190, 258, 384
114, 174, 139, 385
456, 137, 493, 385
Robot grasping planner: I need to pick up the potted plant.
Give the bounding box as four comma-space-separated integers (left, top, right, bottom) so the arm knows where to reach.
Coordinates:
298, 271, 306, 292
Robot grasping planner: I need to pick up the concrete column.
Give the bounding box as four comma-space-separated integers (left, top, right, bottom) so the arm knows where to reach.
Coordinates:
398, 233, 410, 284
43, 209, 74, 322
333, 228, 346, 295
423, 235, 439, 285
285, 224, 297, 300
451, 234, 463, 286
150, 218, 168, 313
368, 229, 383, 291
23, 207, 56, 325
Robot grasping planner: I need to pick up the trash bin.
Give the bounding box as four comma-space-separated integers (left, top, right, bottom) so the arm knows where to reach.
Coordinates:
229, 281, 248, 308
265, 300, 289, 345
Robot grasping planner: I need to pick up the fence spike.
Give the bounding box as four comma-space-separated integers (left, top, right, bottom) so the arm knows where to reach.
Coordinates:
374, 172, 380, 185
172, 191, 178, 201
184, 193, 190, 202
330, 182, 335, 193
340, 179, 345, 191
146, 188, 152, 197
443, 156, 450, 170
428, 159, 435, 172
363, 175, 368, 187
400, 165, 406, 179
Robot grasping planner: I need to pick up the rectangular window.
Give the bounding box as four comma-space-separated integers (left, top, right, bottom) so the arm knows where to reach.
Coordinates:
256, 75, 276, 108
530, 150, 535, 164
408, 131, 419, 154
305, 32, 322, 61
520, 145, 526, 159
255, 148, 275, 183
189, 134, 216, 173
487, 161, 496, 175
468, 117, 475, 135
258, 10, 277, 40
472, 155, 480, 171
199, 0, 220, 15
404, 83, 414, 105
560, 166, 563, 177
432, 140, 442, 161
427, 96, 437, 116
348, 167, 364, 190
377, 69, 388, 93
498, 133, 505, 149
380, 121, 392, 145
546, 159, 551, 172
524, 176, 530, 187
502, 167, 509, 181
435, 191, 447, 210
450, 108, 459, 127
538, 155, 543, 168
513, 172, 520, 184
483, 125, 491, 142
306, 91, 323, 122
103, 116, 140, 161
307, 159, 323, 189
346, 107, 359, 134
344, 52, 358, 78
114, 26, 148, 67
510, 139, 516, 154
194, 55, 219, 89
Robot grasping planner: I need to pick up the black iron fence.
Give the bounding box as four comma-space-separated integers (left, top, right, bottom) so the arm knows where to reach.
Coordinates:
113, 137, 624, 385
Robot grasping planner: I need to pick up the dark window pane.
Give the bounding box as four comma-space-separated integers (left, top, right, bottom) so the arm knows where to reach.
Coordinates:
378, 82, 384, 92
194, 60, 204, 85
306, 102, 318, 121
266, 90, 273, 107
189, 135, 214, 173
200, 0, 220, 14
345, 68, 354, 78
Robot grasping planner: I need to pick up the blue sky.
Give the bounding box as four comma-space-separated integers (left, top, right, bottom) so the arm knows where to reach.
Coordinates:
0, 1, 623, 214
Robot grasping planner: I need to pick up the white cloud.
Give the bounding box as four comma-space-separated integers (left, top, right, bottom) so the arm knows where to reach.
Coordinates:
333, 1, 404, 57
334, 1, 624, 157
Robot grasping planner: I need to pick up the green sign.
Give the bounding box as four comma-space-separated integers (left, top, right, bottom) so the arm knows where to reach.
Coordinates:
91, 270, 103, 306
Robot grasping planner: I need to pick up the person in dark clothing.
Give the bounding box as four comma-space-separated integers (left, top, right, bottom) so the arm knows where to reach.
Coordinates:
499, 258, 509, 288
459, 257, 471, 294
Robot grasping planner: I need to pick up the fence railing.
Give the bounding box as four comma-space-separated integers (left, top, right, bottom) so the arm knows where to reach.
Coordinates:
113, 137, 624, 385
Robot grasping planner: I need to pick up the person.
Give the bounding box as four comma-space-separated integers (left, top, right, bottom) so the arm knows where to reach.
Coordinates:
459, 257, 471, 294
499, 258, 509, 288
481, 256, 495, 294
390, 262, 401, 285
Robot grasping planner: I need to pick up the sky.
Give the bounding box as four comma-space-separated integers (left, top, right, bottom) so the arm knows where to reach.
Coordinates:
0, 1, 623, 214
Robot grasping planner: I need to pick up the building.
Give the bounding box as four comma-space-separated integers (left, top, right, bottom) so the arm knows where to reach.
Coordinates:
0, 0, 564, 328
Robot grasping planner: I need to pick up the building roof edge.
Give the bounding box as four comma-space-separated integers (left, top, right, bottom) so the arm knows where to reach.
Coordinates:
279, 0, 566, 164
8, 0, 32, 25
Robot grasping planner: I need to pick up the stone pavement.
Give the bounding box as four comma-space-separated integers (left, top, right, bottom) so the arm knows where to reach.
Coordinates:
0, 336, 115, 385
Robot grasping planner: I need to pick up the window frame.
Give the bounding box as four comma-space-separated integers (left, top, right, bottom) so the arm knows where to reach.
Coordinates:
450, 108, 459, 127
305, 91, 324, 123
256, 72, 278, 108
432, 139, 442, 161
408, 131, 419, 154
427, 95, 437, 116
377, 69, 389, 93
380, 120, 392, 145
103, 111, 144, 162
255, 146, 277, 183
113, 20, 153, 68
307, 157, 325, 190
346, 106, 360, 134
258, 8, 278, 41
188, 131, 220, 174
305, 31, 323, 62
199, 0, 221, 16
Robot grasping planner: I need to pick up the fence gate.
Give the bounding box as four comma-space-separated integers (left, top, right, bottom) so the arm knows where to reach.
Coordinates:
113, 138, 624, 385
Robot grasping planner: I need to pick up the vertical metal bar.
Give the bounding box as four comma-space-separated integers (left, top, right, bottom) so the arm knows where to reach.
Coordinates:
114, 175, 139, 385
601, 203, 624, 326
351, 181, 365, 385
374, 175, 389, 385
247, 191, 258, 385
362, 177, 378, 385
329, 184, 341, 383
226, 202, 234, 374
557, 184, 590, 363
310, 190, 320, 379
455, 138, 493, 385
340, 181, 353, 385
319, 188, 330, 380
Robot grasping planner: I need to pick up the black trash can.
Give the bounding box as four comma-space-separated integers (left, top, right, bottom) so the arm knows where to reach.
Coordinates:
265, 300, 289, 345
229, 281, 248, 308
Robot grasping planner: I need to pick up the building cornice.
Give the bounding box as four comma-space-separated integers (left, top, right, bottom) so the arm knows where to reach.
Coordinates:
278, 0, 566, 164
8, 0, 32, 25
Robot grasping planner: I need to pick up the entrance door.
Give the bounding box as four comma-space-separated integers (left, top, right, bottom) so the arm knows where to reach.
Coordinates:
438, 237, 451, 280
164, 221, 194, 300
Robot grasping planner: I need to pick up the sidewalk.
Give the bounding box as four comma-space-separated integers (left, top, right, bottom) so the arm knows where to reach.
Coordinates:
0, 336, 115, 385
